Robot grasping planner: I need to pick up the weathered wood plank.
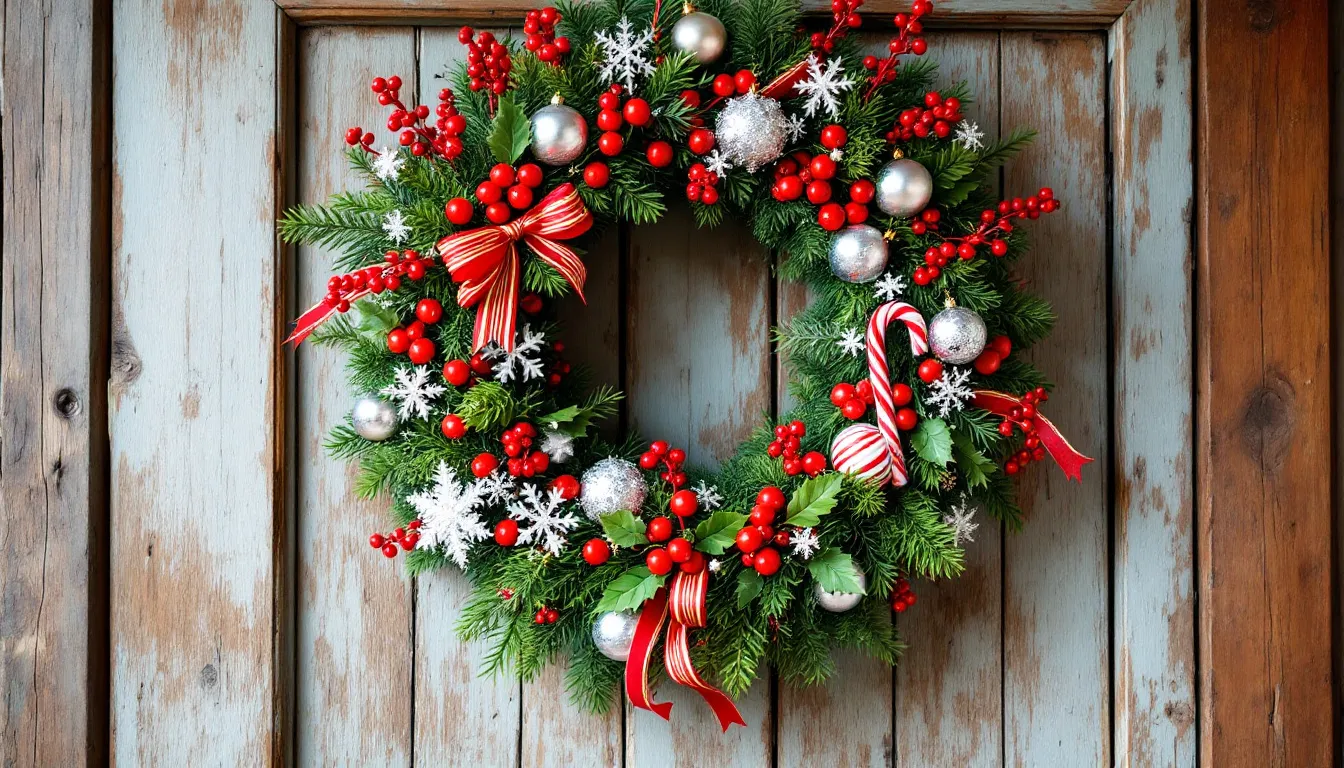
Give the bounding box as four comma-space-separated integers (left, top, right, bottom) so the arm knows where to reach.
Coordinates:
109, 0, 283, 763
892, 31, 1004, 768
1109, 1, 1196, 765
1197, 0, 1333, 764
294, 25, 417, 766
1, 0, 110, 764
623, 207, 774, 764
1000, 31, 1110, 767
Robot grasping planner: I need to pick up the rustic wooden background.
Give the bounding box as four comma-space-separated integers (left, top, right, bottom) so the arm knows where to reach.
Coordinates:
2, 0, 1335, 766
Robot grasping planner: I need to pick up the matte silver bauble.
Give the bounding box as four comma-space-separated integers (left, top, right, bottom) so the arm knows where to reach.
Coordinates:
828, 224, 889, 283
351, 395, 398, 441
531, 100, 589, 166
591, 610, 639, 661
875, 158, 934, 217
927, 306, 988, 365
715, 91, 787, 172
671, 11, 727, 65
579, 458, 648, 521
814, 567, 867, 613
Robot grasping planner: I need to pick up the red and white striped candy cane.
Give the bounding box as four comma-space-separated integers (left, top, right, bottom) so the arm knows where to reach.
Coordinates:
829, 301, 929, 487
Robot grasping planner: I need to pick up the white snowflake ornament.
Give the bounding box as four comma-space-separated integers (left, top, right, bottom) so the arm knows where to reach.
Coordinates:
372, 148, 405, 181
382, 209, 410, 244
795, 54, 855, 119
472, 470, 517, 506
508, 483, 581, 556
943, 496, 979, 547
408, 461, 491, 569
539, 429, 575, 463
791, 527, 821, 560
704, 149, 733, 178
874, 272, 906, 301
784, 113, 808, 144
925, 366, 974, 417
595, 16, 655, 92
380, 365, 446, 420
691, 481, 723, 510
708, 558, 723, 573
482, 324, 546, 383
837, 327, 866, 357
954, 121, 985, 152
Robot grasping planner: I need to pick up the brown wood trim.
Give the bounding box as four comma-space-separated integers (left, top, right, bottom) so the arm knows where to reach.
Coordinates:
1197, 0, 1335, 765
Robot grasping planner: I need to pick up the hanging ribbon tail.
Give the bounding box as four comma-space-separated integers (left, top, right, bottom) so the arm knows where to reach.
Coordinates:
664, 570, 746, 731
971, 390, 1094, 482
285, 258, 400, 345
761, 56, 814, 100
625, 588, 674, 721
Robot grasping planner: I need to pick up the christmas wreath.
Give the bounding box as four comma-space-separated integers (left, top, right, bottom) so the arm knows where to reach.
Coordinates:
281, 0, 1091, 729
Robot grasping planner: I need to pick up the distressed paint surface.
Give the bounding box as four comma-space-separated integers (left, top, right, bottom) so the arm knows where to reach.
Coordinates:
295, 26, 417, 766
1000, 31, 1111, 768
1110, 0, 1196, 765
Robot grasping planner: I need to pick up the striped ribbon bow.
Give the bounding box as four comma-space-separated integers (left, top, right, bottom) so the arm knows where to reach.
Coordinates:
625, 569, 746, 731
436, 182, 592, 352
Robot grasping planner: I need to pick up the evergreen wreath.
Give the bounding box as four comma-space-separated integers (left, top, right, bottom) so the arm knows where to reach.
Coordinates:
281, 0, 1092, 728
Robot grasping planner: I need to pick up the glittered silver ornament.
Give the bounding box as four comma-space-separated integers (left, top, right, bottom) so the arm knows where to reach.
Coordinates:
671, 10, 727, 65
579, 458, 648, 521
715, 91, 787, 173
351, 395, 398, 441
927, 305, 987, 365
875, 157, 934, 218
531, 96, 588, 166
828, 224, 889, 283
814, 567, 867, 613
591, 610, 639, 661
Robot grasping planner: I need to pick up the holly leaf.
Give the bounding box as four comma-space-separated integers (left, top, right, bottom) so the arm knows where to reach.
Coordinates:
353, 299, 399, 334
736, 569, 764, 608
911, 418, 953, 467
807, 548, 865, 595
783, 473, 842, 528
488, 96, 531, 165
599, 510, 647, 547
693, 511, 748, 555
596, 566, 666, 613
952, 430, 995, 488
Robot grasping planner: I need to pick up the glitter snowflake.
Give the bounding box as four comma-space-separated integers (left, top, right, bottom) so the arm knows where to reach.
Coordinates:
708, 558, 722, 573
954, 121, 985, 152
791, 527, 821, 560
704, 149, 733, 178
408, 461, 491, 569
595, 16, 655, 92
784, 113, 807, 143
795, 54, 855, 119
473, 470, 516, 506
943, 496, 979, 547
482, 324, 546, 383
837, 327, 866, 357
382, 209, 410, 244
925, 366, 975, 417
691, 480, 723, 510
539, 429, 575, 463
380, 365, 445, 420
372, 148, 405, 181
874, 272, 906, 301
508, 483, 581, 556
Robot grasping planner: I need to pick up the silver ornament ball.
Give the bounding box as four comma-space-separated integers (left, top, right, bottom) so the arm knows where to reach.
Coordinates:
875, 158, 934, 218
715, 92, 787, 173
591, 610, 639, 661
928, 306, 988, 365
814, 567, 867, 613
579, 458, 648, 521
351, 395, 398, 441
671, 11, 728, 65
531, 101, 589, 166
828, 224, 889, 283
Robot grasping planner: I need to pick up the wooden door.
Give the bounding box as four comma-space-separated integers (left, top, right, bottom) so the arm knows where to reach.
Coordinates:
6, 0, 1334, 766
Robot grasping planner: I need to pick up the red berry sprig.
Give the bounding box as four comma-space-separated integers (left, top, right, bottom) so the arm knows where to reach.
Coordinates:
686, 163, 721, 205
766, 421, 827, 477
459, 27, 512, 112
322, 248, 432, 318
861, 0, 933, 100
811, 0, 865, 54
461, 161, 547, 226
501, 421, 550, 477
973, 334, 1012, 376
368, 521, 422, 558
891, 577, 916, 612
638, 440, 688, 490
349, 76, 464, 161
912, 188, 1061, 287
533, 606, 560, 624
997, 387, 1051, 475
888, 91, 963, 142
387, 296, 445, 365
736, 487, 788, 576
829, 379, 876, 419
523, 7, 570, 65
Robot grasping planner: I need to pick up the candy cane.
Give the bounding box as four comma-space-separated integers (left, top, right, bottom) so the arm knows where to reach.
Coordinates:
830, 301, 928, 486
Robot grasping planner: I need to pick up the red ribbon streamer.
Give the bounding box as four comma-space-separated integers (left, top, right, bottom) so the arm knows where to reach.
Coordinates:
971, 389, 1094, 482
436, 183, 592, 352
285, 260, 409, 345
760, 56, 813, 100
625, 570, 746, 731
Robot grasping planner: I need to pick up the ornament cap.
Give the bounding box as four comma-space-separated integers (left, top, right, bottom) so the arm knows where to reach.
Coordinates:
882, 229, 896, 241
943, 291, 957, 308
892, 148, 905, 160
550, 92, 565, 105
682, 1, 695, 13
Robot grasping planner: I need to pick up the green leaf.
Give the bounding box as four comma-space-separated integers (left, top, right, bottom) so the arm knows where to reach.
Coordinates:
807, 548, 865, 594
693, 511, 748, 555
783, 474, 842, 528
599, 511, 647, 547
353, 300, 399, 335
487, 96, 531, 165
952, 430, 996, 488
596, 566, 666, 613
736, 569, 764, 609
911, 418, 953, 467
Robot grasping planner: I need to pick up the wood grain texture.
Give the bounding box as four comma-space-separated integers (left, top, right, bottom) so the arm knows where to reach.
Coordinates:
1110, 1, 1195, 765
109, 0, 283, 763
1000, 31, 1110, 768
1, 0, 110, 764
1197, 0, 1334, 764
295, 25, 416, 765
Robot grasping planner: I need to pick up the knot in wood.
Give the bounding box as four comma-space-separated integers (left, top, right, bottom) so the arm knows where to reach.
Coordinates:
1246, 0, 1278, 33
1239, 381, 1293, 471
53, 388, 82, 419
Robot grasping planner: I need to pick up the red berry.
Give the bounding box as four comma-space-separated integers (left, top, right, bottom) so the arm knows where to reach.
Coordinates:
688, 128, 715, 155
407, 337, 435, 365
918, 359, 944, 383
647, 516, 673, 543
733, 69, 757, 93
669, 489, 699, 517
802, 451, 827, 476
646, 140, 674, 168
752, 547, 781, 576
775, 175, 803, 201
756, 486, 786, 510
597, 92, 620, 110
845, 202, 868, 224
583, 161, 610, 188
544, 608, 559, 623
990, 335, 1012, 359
471, 453, 499, 478
369, 533, 386, 549
494, 519, 519, 546
504, 184, 533, 210
667, 538, 692, 563
680, 551, 706, 573
485, 202, 511, 224
650, 440, 669, 455
489, 163, 516, 187
549, 474, 580, 500
886, 383, 910, 407
475, 181, 502, 204
441, 413, 466, 439
736, 527, 764, 554
974, 350, 1002, 375
818, 203, 846, 231
820, 124, 848, 149
404, 320, 425, 340
895, 407, 918, 430
749, 504, 775, 527
646, 547, 673, 575
382, 542, 399, 558
386, 328, 411, 354
469, 352, 493, 375
830, 382, 856, 406
582, 538, 611, 565
515, 163, 543, 188
806, 180, 833, 204
623, 98, 652, 126
841, 398, 867, 419
597, 108, 623, 131
699, 185, 719, 205
598, 131, 623, 156
638, 451, 659, 469
445, 197, 474, 225
810, 154, 836, 180
680, 89, 702, 107
712, 74, 736, 97
741, 553, 755, 567
416, 298, 443, 324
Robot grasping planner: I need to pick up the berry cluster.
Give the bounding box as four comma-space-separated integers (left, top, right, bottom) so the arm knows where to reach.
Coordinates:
829, 379, 875, 419
441, 355, 494, 394
710, 69, 758, 100
685, 163, 722, 205
533, 605, 560, 624
891, 577, 917, 612
369, 521, 422, 558
386, 297, 445, 365
771, 128, 874, 232
346, 76, 465, 161
766, 421, 827, 477
644, 519, 708, 576
912, 188, 1061, 286
810, 0, 865, 54
637, 440, 688, 490
888, 91, 963, 142
972, 334, 1013, 376
522, 6, 570, 64
734, 487, 791, 576
501, 421, 551, 477
319, 248, 431, 316
593, 83, 658, 162
861, 0, 933, 98
444, 162, 547, 227
997, 387, 1051, 475
458, 27, 513, 110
